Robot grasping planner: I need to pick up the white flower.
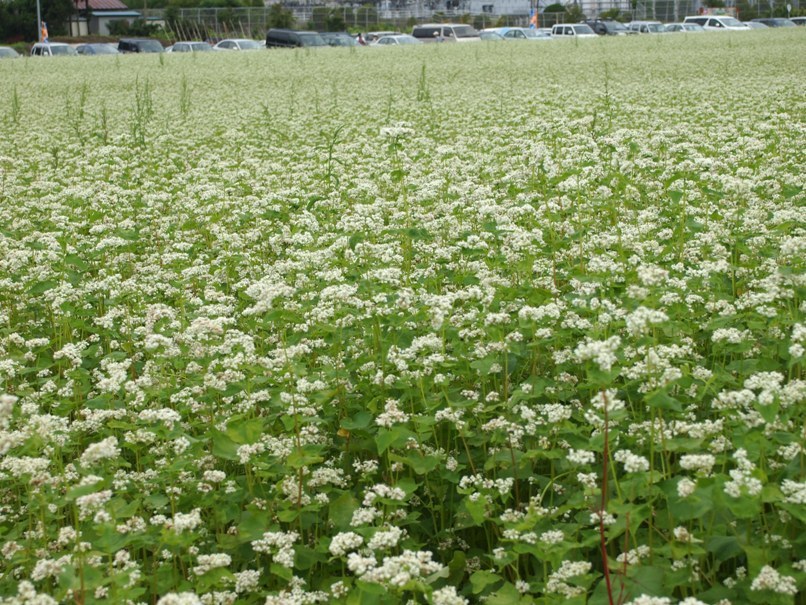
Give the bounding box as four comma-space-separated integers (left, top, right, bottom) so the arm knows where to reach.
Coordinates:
79, 436, 120, 466
430, 586, 469, 605
328, 532, 364, 557
750, 565, 798, 595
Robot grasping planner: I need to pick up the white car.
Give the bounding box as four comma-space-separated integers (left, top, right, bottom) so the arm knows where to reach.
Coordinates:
373, 34, 422, 46
683, 16, 749, 31
627, 21, 667, 33
550, 23, 597, 38
167, 41, 214, 53
493, 27, 553, 41
30, 42, 78, 57
664, 23, 706, 32
213, 38, 262, 51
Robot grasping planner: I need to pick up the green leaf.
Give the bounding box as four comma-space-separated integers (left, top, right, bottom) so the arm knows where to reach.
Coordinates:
375, 426, 415, 455
270, 563, 293, 581
645, 390, 683, 412
28, 280, 58, 295
486, 582, 522, 605
329, 492, 358, 530
667, 190, 684, 204
211, 430, 240, 461
471, 570, 502, 594
706, 536, 743, 564
341, 411, 373, 431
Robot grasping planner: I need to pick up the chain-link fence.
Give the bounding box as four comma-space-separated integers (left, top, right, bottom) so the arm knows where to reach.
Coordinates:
141, 6, 573, 39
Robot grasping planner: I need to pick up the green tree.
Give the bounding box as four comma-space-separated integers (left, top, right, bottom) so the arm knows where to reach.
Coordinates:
0, 0, 74, 41
267, 2, 294, 28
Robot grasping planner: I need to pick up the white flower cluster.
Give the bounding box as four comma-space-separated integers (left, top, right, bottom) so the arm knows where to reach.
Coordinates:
574, 336, 621, 371
781, 479, 806, 504
328, 531, 364, 557
724, 448, 763, 498
566, 449, 595, 465
375, 399, 410, 428
0, 581, 58, 605
79, 436, 120, 467
172, 509, 202, 534
362, 483, 407, 506
458, 473, 514, 496
545, 560, 592, 597
251, 530, 299, 568
679, 454, 715, 475
155, 593, 202, 605
431, 586, 468, 605
749, 565, 798, 595
348, 549, 443, 588
192, 553, 231, 576
614, 450, 649, 473
368, 526, 404, 551
625, 306, 669, 336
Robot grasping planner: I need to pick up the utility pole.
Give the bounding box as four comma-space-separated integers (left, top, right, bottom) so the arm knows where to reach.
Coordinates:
36, 0, 42, 41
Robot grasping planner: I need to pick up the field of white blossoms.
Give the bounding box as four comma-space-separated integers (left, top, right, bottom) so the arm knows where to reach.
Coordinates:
0, 30, 804, 605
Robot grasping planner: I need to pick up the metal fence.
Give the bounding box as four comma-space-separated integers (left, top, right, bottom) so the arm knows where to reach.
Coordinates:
140, 6, 569, 38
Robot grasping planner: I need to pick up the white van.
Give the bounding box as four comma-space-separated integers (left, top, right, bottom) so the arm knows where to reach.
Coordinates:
411, 23, 481, 42
683, 15, 749, 30
550, 23, 598, 38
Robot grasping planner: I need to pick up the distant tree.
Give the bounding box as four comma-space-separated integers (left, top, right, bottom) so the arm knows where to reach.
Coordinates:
564, 2, 585, 22
598, 7, 623, 20
0, 0, 74, 41
325, 8, 347, 31
267, 3, 294, 28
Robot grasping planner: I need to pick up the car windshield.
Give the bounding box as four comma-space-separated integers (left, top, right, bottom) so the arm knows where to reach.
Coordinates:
89, 44, 117, 54
523, 29, 549, 38
721, 17, 743, 27
453, 25, 479, 38
397, 35, 420, 44
137, 40, 164, 52
50, 45, 77, 55
604, 21, 628, 31
647, 23, 665, 32
238, 40, 262, 49
573, 24, 595, 34
298, 33, 326, 47
191, 43, 212, 51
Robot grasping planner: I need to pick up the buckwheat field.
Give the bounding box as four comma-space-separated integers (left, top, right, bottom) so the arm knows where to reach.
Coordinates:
0, 30, 804, 605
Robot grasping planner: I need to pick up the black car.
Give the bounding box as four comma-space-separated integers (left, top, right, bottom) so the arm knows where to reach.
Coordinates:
118, 38, 164, 53
751, 18, 796, 27
265, 29, 327, 48
319, 32, 359, 47
584, 19, 633, 35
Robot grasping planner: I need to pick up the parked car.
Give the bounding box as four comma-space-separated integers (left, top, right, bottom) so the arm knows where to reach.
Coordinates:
751, 18, 797, 27
167, 41, 214, 53
479, 30, 506, 41
627, 20, 667, 33
30, 42, 78, 57
212, 38, 262, 51
683, 16, 749, 31
664, 22, 706, 32
550, 23, 597, 38
495, 27, 553, 40
744, 21, 769, 29
0, 46, 21, 59
76, 43, 119, 55
118, 38, 164, 53
320, 32, 359, 47
585, 19, 633, 35
364, 31, 398, 43
265, 29, 327, 48
373, 34, 422, 45
791, 16, 806, 25
411, 23, 481, 42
